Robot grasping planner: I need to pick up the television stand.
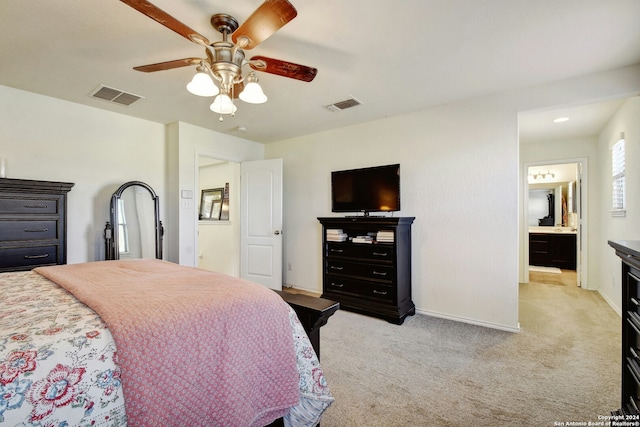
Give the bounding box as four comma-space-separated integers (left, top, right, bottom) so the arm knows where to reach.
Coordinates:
318, 216, 415, 324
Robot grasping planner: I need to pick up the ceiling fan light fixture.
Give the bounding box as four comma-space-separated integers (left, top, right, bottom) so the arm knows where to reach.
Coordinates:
122, 0, 317, 121
187, 68, 219, 97
239, 73, 267, 104
210, 94, 237, 115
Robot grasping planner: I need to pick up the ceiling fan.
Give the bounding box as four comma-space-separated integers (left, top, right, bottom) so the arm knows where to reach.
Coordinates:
120, 0, 318, 117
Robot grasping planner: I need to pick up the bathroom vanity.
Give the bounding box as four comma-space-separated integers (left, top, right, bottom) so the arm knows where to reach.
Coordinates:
529, 227, 577, 270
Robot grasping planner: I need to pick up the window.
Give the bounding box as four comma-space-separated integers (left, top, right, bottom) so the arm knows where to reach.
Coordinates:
611, 135, 626, 215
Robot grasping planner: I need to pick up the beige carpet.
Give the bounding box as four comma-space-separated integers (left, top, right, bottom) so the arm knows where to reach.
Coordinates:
318, 271, 620, 426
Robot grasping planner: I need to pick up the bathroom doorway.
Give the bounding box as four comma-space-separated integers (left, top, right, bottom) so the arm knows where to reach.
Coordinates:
523, 159, 586, 288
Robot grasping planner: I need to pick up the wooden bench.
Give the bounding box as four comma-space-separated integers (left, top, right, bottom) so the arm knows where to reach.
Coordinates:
275, 290, 339, 360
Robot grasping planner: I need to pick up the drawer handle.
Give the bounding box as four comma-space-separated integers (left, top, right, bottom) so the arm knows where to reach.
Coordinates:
372, 252, 388, 257
24, 204, 49, 209
330, 249, 344, 253
330, 266, 344, 271
373, 290, 388, 295
633, 298, 640, 307
24, 254, 49, 259
24, 228, 49, 233
372, 271, 388, 276
330, 282, 344, 288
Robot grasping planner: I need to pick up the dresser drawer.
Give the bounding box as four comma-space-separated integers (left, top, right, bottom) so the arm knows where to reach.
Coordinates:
326, 276, 395, 304
0, 245, 59, 269
0, 220, 58, 241
326, 259, 394, 283
0, 197, 60, 214
326, 242, 394, 262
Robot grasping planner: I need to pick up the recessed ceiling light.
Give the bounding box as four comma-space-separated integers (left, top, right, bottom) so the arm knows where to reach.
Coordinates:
553, 117, 570, 123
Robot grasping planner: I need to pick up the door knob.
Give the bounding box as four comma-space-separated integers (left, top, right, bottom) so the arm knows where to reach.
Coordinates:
274, 230, 281, 235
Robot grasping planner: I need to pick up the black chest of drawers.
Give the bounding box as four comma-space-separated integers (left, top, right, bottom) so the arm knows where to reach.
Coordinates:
318, 216, 415, 324
0, 178, 74, 272
609, 240, 640, 416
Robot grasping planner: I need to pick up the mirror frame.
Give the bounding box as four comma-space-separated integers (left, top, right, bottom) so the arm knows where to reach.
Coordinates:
104, 181, 163, 260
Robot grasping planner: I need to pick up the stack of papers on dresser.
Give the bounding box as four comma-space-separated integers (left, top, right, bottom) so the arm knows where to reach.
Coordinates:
326, 229, 348, 242
352, 235, 374, 244
376, 230, 395, 243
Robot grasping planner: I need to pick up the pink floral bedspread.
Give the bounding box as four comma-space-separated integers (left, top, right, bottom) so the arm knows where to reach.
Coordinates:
1, 260, 333, 426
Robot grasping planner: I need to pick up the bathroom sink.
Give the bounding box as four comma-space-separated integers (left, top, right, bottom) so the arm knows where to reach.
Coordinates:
529, 226, 577, 234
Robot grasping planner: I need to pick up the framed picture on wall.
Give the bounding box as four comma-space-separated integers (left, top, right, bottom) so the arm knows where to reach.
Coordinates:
199, 188, 224, 220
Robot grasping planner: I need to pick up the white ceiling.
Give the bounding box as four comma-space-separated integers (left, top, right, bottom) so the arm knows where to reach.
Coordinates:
1, 0, 639, 143
519, 97, 628, 144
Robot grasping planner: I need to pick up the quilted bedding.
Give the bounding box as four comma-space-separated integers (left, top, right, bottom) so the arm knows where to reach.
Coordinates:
0, 260, 333, 426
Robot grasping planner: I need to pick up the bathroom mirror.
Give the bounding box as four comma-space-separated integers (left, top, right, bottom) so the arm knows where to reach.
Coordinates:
104, 181, 163, 260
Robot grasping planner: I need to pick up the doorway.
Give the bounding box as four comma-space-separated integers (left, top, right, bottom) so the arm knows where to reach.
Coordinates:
196, 155, 241, 276
523, 159, 586, 288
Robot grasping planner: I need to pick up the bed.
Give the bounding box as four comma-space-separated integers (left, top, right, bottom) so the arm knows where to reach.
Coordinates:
0, 259, 333, 426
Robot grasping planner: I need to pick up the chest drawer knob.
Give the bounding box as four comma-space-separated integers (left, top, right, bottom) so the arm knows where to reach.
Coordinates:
373, 290, 388, 295
24, 204, 48, 209
372, 270, 388, 276
330, 266, 344, 271
330, 282, 344, 288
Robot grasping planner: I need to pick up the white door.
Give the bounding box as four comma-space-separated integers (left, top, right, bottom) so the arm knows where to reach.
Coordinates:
240, 159, 283, 290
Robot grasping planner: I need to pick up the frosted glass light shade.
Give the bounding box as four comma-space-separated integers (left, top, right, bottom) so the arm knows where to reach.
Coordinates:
239, 82, 267, 104
187, 72, 219, 97
210, 94, 237, 115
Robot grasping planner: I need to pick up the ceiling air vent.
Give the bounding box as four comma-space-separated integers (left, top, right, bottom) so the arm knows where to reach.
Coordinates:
90, 85, 144, 106
324, 96, 362, 112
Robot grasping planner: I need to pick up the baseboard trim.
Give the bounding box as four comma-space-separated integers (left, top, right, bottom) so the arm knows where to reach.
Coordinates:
415, 308, 521, 333
597, 289, 622, 317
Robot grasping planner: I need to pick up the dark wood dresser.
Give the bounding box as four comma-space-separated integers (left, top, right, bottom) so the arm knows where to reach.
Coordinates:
609, 240, 640, 415
318, 216, 415, 324
0, 178, 74, 272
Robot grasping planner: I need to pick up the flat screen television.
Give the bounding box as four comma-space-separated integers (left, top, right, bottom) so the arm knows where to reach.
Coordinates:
331, 164, 400, 214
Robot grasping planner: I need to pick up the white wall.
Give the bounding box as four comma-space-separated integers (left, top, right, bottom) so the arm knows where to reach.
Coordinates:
596, 97, 640, 312
0, 85, 265, 269
266, 64, 640, 332
0, 85, 166, 263
267, 95, 521, 331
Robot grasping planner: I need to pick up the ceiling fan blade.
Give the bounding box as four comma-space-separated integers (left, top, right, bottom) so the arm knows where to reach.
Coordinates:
231, 0, 297, 50
133, 58, 202, 72
249, 56, 317, 82
120, 0, 210, 46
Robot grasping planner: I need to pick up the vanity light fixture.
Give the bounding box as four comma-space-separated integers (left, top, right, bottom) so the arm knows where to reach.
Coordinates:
528, 171, 556, 180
